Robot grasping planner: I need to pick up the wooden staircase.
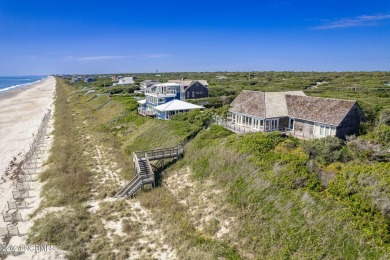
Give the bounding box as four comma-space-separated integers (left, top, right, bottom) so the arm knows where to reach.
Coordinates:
114, 143, 185, 198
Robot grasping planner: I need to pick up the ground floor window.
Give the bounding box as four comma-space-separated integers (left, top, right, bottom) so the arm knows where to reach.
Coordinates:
253, 118, 264, 130
265, 119, 279, 131
315, 124, 336, 137
232, 114, 265, 130
164, 110, 190, 120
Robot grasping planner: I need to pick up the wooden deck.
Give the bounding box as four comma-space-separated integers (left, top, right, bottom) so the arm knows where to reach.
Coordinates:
135, 146, 184, 161
213, 115, 292, 135
213, 116, 259, 134
138, 108, 156, 117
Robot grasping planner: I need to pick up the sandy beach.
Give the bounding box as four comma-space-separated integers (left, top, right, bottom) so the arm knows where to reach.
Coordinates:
0, 77, 55, 175
0, 77, 57, 258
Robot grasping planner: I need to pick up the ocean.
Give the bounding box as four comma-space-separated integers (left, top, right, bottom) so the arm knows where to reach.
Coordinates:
0, 76, 47, 92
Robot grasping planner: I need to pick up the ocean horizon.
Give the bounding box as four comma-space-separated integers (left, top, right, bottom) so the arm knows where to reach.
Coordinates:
0, 76, 47, 92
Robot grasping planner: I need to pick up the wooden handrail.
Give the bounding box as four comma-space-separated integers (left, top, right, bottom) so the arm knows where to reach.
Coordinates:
144, 153, 154, 176
133, 152, 141, 175
116, 142, 187, 198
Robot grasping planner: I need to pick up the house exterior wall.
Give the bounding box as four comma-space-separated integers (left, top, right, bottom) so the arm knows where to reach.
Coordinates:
145, 96, 176, 106
156, 109, 191, 120
336, 104, 363, 138
185, 83, 208, 99
292, 119, 339, 139
292, 119, 315, 139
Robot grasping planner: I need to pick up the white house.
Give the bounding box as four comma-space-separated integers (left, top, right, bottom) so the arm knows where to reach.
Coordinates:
113, 77, 134, 86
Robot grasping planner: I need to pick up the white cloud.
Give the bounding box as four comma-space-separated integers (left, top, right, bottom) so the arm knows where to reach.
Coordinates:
145, 54, 169, 58
16, 55, 37, 59
73, 55, 134, 61
313, 14, 390, 30
63, 54, 169, 61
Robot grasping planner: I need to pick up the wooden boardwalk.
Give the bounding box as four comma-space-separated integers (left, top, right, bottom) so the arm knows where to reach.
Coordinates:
114, 143, 184, 198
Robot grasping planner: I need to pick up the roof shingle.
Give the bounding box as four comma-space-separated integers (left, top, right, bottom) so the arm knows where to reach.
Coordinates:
286, 95, 357, 126
230, 90, 358, 126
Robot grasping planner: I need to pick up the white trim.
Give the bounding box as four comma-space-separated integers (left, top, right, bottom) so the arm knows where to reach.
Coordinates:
314, 123, 336, 137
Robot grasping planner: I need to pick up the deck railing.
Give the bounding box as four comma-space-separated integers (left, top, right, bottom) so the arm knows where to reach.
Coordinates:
213, 115, 293, 135
137, 108, 156, 116
133, 152, 142, 175
213, 115, 258, 134
116, 143, 185, 198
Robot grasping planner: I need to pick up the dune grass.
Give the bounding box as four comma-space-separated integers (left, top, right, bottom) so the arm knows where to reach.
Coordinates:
28, 75, 390, 259
28, 79, 93, 259
172, 125, 390, 258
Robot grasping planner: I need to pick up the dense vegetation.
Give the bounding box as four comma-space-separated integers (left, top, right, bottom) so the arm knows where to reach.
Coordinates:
177, 126, 390, 258
31, 72, 390, 259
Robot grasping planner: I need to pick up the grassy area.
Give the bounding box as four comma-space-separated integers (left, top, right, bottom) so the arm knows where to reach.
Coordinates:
28, 79, 93, 259
138, 188, 242, 259
29, 73, 390, 259
70, 71, 390, 124
174, 125, 390, 258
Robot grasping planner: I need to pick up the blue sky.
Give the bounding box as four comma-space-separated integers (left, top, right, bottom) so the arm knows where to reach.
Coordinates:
0, 0, 389, 75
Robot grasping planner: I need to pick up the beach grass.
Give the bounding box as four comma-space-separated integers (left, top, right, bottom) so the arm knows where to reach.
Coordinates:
27, 74, 390, 259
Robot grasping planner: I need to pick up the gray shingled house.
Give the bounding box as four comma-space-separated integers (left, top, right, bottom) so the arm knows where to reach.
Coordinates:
226, 90, 364, 139
168, 79, 209, 99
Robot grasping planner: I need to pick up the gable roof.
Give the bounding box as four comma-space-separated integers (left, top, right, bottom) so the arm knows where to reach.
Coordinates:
286, 95, 357, 126
168, 79, 208, 89
230, 90, 359, 126
140, 80, 159, 87
117, 77, 134, 84
230, 90, 306, 118
154, 99, 204, 112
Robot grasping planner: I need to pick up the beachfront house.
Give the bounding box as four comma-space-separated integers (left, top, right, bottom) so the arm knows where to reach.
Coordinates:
220, 90, 364, 139
168, 79, 209, 99
70, 76, 83, 83
113, 77, 135, 86
140, 80, 160, 92
84, 77, 95, 83
137, 83, 204, 120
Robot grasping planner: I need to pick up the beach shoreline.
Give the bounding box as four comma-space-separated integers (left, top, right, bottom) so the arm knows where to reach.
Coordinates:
0, 76, 58, 258
0, 76, 48, 94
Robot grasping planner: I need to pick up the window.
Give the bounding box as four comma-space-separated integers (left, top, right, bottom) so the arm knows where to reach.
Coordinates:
318, 125, 335, 137
192, 91, 195, 98
158, 98, 165, 103
271, 119, 278, 130
325, 126, 330, 136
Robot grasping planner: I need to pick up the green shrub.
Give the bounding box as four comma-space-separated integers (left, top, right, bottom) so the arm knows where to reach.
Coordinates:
232, 132, 285, 156
302, 136, 352, 165
374, 124, 390, 144
327, 162, 390, 242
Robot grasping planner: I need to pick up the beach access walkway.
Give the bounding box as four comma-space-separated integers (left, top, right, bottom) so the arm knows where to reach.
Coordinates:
114, 143, 185, 198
